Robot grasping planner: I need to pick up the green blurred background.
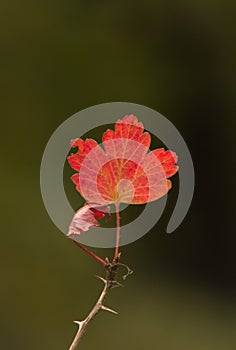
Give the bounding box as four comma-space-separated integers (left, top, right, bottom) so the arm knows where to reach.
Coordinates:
1, 1, 236, 349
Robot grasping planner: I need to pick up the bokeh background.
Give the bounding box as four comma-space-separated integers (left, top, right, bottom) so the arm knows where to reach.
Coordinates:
1, 1, 236, 349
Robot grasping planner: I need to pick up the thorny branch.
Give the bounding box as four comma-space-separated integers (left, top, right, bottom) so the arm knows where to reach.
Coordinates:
68, 256, 133, 350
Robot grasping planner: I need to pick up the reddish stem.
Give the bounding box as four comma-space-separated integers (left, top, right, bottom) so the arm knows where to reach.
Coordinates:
114, 202, 120, 260
72, 240, 107, 266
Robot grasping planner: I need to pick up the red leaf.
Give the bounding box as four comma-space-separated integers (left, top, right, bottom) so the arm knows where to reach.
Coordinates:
67, 203, 111, 239
68, 115, 178, 205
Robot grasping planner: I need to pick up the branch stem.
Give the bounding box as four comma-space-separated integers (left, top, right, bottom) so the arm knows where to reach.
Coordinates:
68, 262, 119, 350
114, 202, 120, 260
72, 240, 106, 266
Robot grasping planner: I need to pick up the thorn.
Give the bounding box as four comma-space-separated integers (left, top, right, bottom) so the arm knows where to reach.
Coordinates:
123, 269, 133, 280
123, 272, 133, 280
95, 275, 107, 284
73, 320, 84, 329
111, 280, 124, 288
101, 305, 118, 315
118, 263, 134, 280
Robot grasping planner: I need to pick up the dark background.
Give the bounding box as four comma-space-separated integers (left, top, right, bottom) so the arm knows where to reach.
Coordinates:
1, 1, 235, 349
